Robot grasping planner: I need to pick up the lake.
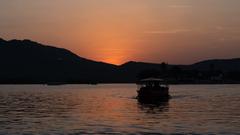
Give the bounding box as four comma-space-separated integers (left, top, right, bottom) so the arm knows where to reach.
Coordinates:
0, 84, 239, 135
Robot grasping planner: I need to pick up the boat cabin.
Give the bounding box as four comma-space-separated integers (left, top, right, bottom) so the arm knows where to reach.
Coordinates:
138, 78, 169, 90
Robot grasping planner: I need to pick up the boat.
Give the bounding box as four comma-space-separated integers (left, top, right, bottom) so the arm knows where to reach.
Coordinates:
137, 78, 170, 102
46, 82, 65, 86
88, 81, 98, 85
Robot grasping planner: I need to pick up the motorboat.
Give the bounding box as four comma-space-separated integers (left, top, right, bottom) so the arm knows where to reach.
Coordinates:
137, 78, 170, 102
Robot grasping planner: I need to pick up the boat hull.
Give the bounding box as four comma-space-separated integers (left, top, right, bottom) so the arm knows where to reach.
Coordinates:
137, 87, 170, 103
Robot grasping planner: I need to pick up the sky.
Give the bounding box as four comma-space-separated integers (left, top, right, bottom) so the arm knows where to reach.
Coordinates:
0, 0, 240, 65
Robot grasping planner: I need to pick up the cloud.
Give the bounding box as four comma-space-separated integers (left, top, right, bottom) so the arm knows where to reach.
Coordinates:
145, 29, 192, 34
168, 5, 192, 8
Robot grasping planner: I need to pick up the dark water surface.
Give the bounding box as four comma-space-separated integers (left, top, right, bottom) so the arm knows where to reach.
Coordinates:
0, 84, 239, 135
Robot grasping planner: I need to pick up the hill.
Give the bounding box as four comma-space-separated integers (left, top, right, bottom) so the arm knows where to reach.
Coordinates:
190, 58, 240, 71
0, 38, 240, 84
0, 39, 117, 83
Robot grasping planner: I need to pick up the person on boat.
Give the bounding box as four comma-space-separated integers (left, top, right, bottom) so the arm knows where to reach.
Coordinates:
154, 82, 160, 88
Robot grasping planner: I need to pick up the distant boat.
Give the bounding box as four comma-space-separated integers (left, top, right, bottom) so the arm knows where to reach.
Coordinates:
88, 81, 98, 85
46, 82, 65, 86
137, 78, 170, 102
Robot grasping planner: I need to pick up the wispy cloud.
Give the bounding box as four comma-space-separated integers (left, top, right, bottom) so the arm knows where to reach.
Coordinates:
145, 29, 192, 34
168, 5, 192, 9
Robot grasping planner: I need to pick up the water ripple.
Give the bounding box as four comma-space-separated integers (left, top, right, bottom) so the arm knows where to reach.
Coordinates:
0, 84, 239, 134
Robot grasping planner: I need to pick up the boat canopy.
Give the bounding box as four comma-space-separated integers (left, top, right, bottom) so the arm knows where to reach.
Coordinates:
139, 78, 166, 84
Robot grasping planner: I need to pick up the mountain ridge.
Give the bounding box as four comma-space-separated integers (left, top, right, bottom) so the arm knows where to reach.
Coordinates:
0, 38, 240, 84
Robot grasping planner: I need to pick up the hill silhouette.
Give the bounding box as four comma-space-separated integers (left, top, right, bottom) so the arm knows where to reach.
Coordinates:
0, 38, 240, 84
191, 58, 240, 71
0, 39, 118, 83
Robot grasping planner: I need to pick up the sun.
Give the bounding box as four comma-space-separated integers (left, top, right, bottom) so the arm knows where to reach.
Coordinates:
103, 56, 125, 65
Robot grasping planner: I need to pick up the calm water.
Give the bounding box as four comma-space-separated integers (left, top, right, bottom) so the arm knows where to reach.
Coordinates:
0, 84, 239, 135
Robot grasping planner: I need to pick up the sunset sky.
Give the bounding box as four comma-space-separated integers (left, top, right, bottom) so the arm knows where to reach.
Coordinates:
0, 0, 240, 65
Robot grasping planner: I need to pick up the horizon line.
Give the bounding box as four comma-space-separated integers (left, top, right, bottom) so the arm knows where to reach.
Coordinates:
1, 37, 240, 66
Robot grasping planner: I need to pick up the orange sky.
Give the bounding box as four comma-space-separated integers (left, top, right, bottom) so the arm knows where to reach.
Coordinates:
1, 0, 240, 65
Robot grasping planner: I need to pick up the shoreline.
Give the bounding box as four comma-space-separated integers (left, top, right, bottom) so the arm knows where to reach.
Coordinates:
0, 82, 240, 85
